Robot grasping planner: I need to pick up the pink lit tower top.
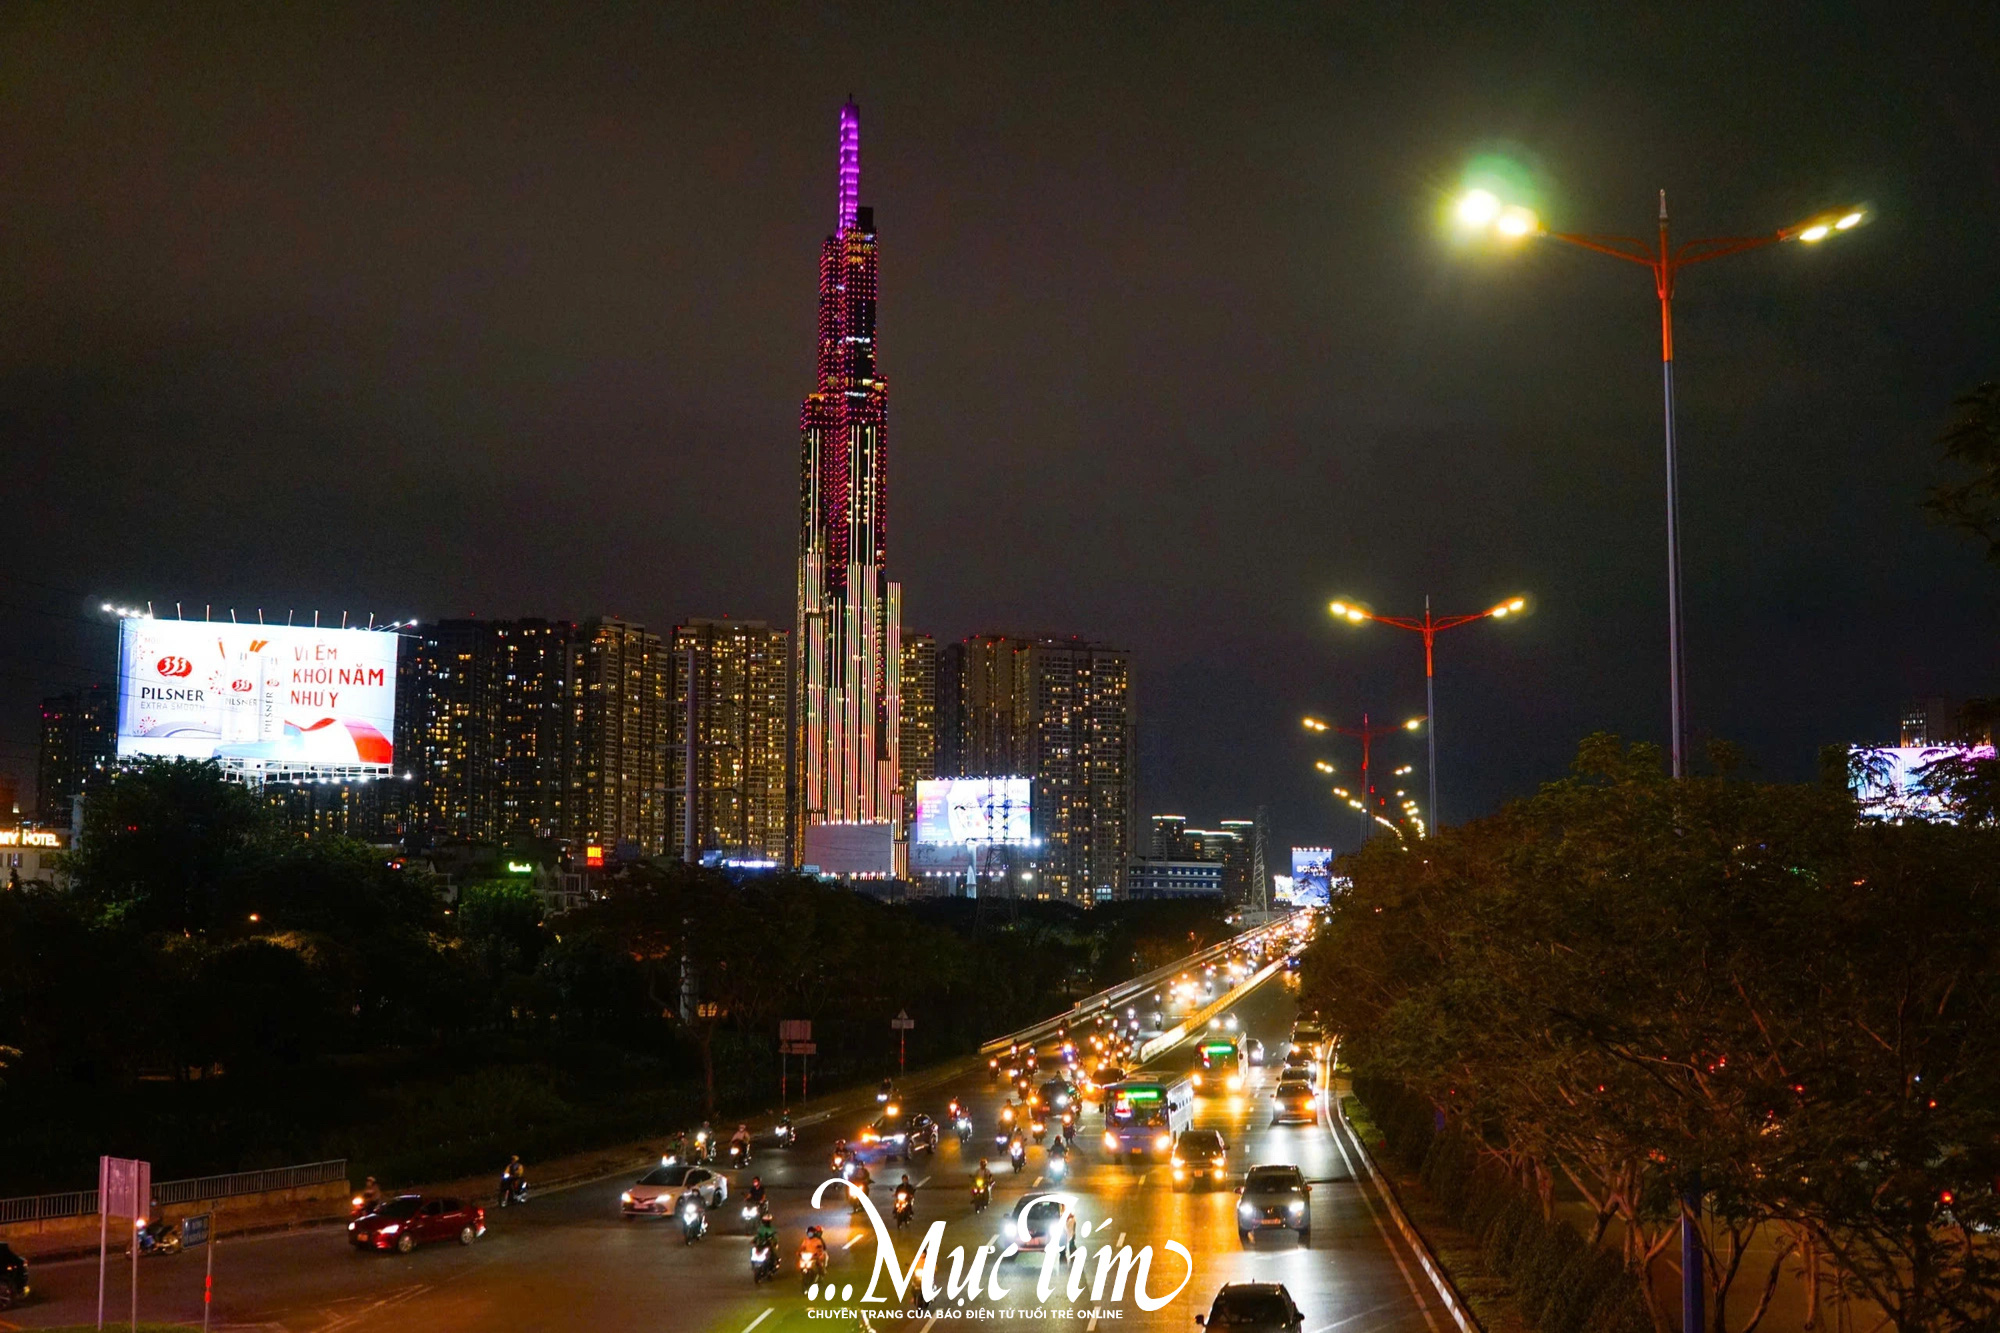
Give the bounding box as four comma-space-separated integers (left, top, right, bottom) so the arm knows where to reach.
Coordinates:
794, 99, 902, 858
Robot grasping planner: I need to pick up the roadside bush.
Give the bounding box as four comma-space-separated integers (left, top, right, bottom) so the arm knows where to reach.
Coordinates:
1540, 1246, 1632, 1333
1484, 1196, 1537, 1276
1513, 1219, 1583, 1322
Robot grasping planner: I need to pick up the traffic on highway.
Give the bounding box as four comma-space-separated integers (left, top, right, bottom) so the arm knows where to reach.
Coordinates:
10, 917, 1453, 1331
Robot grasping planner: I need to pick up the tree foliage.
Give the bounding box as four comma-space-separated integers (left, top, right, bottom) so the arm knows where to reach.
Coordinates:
1926, 380, 2000, 565
1305, 735, 2000, 1332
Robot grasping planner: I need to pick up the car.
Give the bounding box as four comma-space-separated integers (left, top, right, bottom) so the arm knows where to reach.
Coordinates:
1236, 1166, 1311, 1243
1242, 1038, 1265, 1066
0, 1242, 28, 1310
1038, 1078, 1079, 1112
621, 1163, 728, 1217
1195, 1282, 1305, 1332
1002, 1192, 1071, 1254
1290, 1022, 1325, 1055
1271, 1079, 1317, 1125
1171, 1129, 1229, 1191
1276, 1061, 1317, 1090
349, 1194, 485, 1253
859, 1110, 939, 1161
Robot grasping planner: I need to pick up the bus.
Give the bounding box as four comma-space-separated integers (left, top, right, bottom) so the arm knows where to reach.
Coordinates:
1099, 1078, 1194, 1157
1192, 1038, 1244, 1095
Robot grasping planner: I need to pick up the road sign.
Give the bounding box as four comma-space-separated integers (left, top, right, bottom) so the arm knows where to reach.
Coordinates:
779, 1019, 812, 1042
183, 1212, 211, 1247
890, 1010, 915, 1031
779, 1041, 817, 1055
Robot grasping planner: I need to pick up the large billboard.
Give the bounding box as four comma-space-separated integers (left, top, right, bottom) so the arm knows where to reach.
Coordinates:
1850, 744, 1995, 822
1286, 847, 1333, 907
117, 620, 399, 772
912, 777, 1032, 846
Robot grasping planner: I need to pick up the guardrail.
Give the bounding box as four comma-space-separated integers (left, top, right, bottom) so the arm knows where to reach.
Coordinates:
1338, 1098, 1482, 1333
978, 911, 1307, 1059
0, 1159, 348, 1226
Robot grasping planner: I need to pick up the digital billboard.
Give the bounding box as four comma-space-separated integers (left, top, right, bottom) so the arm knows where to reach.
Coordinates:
1287, 847, 1333, 907
116, 620, 399, 772
1850, 744, 1995, 822
912, 777, 1032, 846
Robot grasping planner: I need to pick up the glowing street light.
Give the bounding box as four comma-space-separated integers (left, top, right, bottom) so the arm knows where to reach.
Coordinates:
1328, 596, 1527, 830
1313, 761, 1335, 774
1449, 179, 1867, 779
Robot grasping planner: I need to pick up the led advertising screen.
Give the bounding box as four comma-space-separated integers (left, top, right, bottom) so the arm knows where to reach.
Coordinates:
1287, 847, 1333, 907
912, 777, 1032, 846
1850, 744, 1995, 822
117, 620, 399, 771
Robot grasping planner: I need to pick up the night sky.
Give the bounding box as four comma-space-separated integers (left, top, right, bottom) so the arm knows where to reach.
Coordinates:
3, 4, 1997, 858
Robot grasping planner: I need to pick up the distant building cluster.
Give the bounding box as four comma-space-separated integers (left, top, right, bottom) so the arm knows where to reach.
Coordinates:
23, 102, 1153, 908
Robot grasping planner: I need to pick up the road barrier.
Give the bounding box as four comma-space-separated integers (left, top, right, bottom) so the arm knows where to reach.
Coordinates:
0, 1159, 348, 1226
1135, 957, 1284, 1065
1338, 1097, 1482, 1333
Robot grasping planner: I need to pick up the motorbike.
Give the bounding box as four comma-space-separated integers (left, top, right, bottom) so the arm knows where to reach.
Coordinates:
956, 1115, 973, 1144
1047, 1154, 1070, 1184
740, 1200, 767, 1231
692, 1130, 712, 1164
893, 1192, 915, 1230
800, 1247, 829, 1293
1009, 1141, 1026, 1174
1061, 1111, 1076, 1146
970, 1178, 992, 1213
136, 1219, 182, 1256
680, 1197, 708, 1245
1030, 1118, 1048, 1145
728, 1140, 751, 1169
498, 1173, 529, 1207
751, 1240, 779, 1284
775, 1117, 795, 1148
831, 1149, 850, 1176
349, 1193, 382, 1221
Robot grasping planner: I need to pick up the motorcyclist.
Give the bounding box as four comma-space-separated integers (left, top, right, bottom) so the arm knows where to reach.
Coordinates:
696, 1121, 715, 1163
731, 1122, 753, 1164
1048, 1130, 1068, 1160
849, 1160, 874, 1204
800, 1224, 830, 1279
1008, 1133, 1027, 1172
677, 1185, 707, 1239
752, 1213, 780, 1255
894, 1174, 915, 1211
501, 1155, 527, 1203
360, 1176, 384, 1210
744, 1175, 768, 1211
668, 1130, 688, 1164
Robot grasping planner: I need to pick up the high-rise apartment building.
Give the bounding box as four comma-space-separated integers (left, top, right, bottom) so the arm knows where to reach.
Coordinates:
793, 100, 903, 857
1188, 825, 1250, 903
897, 632, 937, 824
399, 617, 668, 852
937, 636, 1136, 902
1149, 814, 1191, 859
37, 685, 117, 826
669, 619, 789, 862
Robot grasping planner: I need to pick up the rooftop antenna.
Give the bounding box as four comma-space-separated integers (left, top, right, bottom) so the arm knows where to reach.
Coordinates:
146, 601, 154, 618
368, 613, 375, 629
231, 609, 238, 624
314, 610, 320, 628
341, 611, 348, 629
287, 610, 294, 626
175, 602, 183, 619
257, 608, 265, 625
838, 99, 860, 231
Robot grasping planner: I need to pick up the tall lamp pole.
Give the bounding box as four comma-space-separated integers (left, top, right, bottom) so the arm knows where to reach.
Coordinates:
1303, 713, 1424, 843
1452, 188, 1866, 779
1330, 594, 1525, 830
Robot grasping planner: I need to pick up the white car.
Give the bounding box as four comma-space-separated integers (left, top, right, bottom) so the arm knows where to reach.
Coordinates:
621, 1163, 728, 1217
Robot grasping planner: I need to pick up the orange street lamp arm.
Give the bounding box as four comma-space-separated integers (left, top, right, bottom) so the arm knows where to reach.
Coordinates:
1544, 230, 1660, 268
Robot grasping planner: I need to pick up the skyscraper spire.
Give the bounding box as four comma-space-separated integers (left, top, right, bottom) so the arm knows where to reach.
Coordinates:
796, 100, 900, 864
837, 99, 860, 233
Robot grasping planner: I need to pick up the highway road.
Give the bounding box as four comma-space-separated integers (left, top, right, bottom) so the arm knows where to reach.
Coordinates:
11, 969, 1450, 1332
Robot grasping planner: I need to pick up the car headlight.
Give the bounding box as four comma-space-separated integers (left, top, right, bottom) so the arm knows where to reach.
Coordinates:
1155, 1133, 1171, 1150
620, 1191, 633, 1204
1238, 1203, 1256, 1217
1289, 1201, 1305, 1214
1003, 1220, 1016, 1238
1227, 1075, 1243, 1091
380, 1223, 400, 1235
348, 1221, 356, 1230
1191, 1073, 1203, 1087
1103, 1131, 1118, 1150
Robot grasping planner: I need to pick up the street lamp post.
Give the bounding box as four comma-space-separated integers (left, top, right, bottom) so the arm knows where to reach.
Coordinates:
1303, 713, 1424, 843
1330, 595, 1525, 830
1453, 187, 1865, 780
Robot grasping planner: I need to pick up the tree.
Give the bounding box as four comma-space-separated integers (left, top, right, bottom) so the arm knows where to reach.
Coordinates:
1925, 380, 2000, 565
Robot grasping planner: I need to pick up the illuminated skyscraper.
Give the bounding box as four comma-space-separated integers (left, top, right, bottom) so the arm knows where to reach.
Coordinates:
671, 619, 789, 862
794, 100, 903, 856
897, 632, 937, 826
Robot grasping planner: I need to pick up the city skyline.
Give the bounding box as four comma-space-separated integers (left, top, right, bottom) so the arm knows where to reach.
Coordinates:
0, 8, 1994, 863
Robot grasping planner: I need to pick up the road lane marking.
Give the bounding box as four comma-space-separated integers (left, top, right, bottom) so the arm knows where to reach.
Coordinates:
1320, 1069, 1442, 1333
742, 1309, 775, 1333
844, 1231, 869, 1249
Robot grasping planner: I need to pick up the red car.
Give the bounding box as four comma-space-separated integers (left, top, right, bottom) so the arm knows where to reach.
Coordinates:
349, 1194, 485, 1253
